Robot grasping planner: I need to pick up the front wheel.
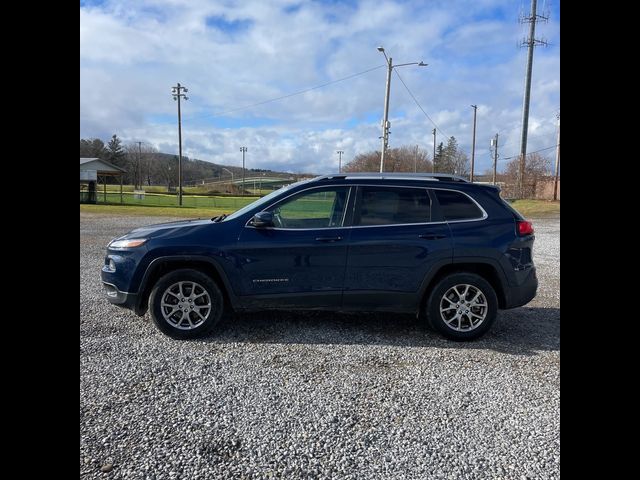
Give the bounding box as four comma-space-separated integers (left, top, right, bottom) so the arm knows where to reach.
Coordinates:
149, 269, 224, 339
425, 273, 498, 341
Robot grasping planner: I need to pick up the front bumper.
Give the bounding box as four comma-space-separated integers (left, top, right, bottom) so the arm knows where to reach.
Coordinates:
102, 281, 138, 310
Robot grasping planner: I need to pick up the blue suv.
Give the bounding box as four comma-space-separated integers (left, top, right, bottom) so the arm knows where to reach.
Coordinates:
101, 173, 537, 341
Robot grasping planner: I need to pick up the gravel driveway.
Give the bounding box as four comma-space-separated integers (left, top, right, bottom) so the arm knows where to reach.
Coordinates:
80, 212, 559, 479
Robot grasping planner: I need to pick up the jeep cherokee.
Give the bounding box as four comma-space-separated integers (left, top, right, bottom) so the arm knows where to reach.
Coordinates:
101, 173, 537, 341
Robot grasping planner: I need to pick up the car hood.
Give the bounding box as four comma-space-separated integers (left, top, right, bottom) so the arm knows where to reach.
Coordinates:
117, 218, 215, 240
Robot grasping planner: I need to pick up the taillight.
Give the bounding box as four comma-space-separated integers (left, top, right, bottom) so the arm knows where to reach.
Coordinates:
517, 220, 534, 236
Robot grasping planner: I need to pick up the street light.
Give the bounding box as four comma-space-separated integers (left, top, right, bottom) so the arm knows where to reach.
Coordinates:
377, 46, 427, 172
171, 83, 189, 206
222, 167, 234, 191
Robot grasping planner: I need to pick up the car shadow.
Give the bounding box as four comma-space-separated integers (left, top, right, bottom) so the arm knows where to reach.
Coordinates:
200, 307, 559, 357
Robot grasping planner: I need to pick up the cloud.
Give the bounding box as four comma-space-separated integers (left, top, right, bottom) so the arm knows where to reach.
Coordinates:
80, 0, 560, 174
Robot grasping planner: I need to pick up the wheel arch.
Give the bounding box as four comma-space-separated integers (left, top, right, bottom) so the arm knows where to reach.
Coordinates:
418, 260, 508, 314
135, 256, 235, 316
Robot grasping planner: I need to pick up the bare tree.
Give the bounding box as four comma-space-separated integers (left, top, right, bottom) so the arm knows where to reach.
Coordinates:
451, 150, 470, 177
124, 143, 161, 188
342, 151, 380, 172
343, 146, 432, 173
153, 155, 178, 190
504, 152, 551, 198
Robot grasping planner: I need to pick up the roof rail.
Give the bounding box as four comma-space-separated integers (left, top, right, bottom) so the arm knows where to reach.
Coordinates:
314, 172, 470, 182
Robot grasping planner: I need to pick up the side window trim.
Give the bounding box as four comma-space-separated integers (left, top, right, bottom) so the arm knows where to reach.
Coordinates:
430, 188, 488, 223
245, 185, 353, 230
353, 185, 432, 227
243, 184, 487, 229
427, 189, 445, 222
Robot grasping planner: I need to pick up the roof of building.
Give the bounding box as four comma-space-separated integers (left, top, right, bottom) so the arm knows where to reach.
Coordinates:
80, 157, 126, 173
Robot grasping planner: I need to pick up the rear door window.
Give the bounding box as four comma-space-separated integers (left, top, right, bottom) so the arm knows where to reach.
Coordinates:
434, 189, 484, 221
355, 186, 431, 226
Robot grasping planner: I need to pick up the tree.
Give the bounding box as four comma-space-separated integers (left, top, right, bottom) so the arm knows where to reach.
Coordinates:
433, 142, 445, 172
451, 150, 470, 177
106, 134, 126, 166
154, 155, 178, 190
343, 145, 432, 173
124, 142, 160, 188
432, 136, 469, 176
386, 145, 432, 172
342, 151, 381, 172
80, 138, 107, 158
504, 152, 551, 198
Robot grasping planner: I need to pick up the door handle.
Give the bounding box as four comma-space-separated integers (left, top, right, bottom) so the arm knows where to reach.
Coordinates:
315, 236, 343, 242
419, 234, 446, 240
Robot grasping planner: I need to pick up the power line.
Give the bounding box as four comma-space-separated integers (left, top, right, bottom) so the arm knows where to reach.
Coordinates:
501, 143, 558, 161
392, 69, 449, 138
499, 130, 557, 149
495, 109, 560, 146
184, 65, 386, 122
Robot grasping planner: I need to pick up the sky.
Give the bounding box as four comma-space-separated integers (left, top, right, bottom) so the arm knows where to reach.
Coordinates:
80, 0, 560, 175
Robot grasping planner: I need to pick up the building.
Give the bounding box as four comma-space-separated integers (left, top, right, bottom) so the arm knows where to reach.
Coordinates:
80, 158, 126, 204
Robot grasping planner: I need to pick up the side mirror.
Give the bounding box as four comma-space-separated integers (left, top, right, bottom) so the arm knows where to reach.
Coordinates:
251, 211, 273, 228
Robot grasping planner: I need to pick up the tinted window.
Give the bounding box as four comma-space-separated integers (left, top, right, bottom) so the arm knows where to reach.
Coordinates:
269, 187, 349, 229
356, 186, 430, 226
434, 190, 483, 221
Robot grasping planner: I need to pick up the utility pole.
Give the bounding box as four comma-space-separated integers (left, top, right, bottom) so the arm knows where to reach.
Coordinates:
491, 133, 499, 185
380, 56, 392, 172
518, 0, 548, 198
240, 146, 247, 196
432, 128, 436, 173
377, 47, 427, 173
553, 113, 560, 201
470, 105, 477, 182
336, 150, 344, 173
171, 83, 189, 206
136, 141, 143, 190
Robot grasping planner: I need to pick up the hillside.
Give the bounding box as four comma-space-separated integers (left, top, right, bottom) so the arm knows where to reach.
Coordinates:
154, 153, 315, 185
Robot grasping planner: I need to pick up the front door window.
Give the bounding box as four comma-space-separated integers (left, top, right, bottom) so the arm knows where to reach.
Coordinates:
268, 187, 350, 229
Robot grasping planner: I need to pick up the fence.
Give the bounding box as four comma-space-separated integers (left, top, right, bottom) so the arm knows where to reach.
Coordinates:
493, 177, 560, 200
88, 191, 260, 210
80, 190, 97, 204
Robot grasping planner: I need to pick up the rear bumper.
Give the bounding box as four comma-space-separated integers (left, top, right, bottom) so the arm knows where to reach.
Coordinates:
102, 282, 138, 310
503, 267, 538, 309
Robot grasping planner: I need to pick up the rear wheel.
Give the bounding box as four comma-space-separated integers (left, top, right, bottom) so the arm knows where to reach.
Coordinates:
149, 269, 224, 339
425, 273, 498, 341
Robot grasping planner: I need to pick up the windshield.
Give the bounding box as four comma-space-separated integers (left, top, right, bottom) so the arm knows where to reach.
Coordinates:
222, 181, 305, 221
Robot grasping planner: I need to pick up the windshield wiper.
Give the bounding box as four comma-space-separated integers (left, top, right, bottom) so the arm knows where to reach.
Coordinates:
211, 214, 228, 222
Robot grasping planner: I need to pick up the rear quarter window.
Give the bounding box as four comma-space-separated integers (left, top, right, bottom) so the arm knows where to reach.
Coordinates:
434, 189, 484, 221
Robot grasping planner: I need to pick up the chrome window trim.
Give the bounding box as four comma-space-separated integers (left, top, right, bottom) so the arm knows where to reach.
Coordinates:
431, 187, 488, 223
244, 183, 487, 230
244, 184, 352, 230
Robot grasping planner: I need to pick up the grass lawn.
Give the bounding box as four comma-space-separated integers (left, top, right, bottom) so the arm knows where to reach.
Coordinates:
80, 204, 231, 218
509, 199, 560, 218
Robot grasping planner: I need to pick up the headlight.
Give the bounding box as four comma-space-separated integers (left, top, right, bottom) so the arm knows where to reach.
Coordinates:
109, 238, 147, 249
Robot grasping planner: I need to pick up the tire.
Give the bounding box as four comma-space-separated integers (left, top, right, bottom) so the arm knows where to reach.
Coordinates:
149, 269, 224, 339
425, 273, 498, 341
